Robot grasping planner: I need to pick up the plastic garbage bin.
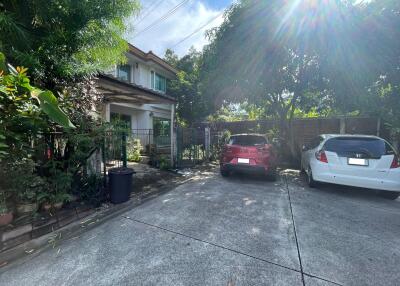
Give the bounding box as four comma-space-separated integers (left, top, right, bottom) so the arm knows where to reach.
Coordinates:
108, 167, 135, 204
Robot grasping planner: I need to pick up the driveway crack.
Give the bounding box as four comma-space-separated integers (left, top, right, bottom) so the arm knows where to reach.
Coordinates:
122, 215, 301, 274
122, 215, 343, 285
284, 175, 306, 286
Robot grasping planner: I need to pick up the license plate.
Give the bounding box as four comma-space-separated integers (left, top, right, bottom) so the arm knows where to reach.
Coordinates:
348, 158, 369, 166
238, 158, 250, 164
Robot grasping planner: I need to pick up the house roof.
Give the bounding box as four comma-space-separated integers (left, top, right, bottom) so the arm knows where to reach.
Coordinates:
97, 74, 176, 104
127, 44, 178, 76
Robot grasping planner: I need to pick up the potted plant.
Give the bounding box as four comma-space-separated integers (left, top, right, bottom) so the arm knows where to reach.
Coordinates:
39, 164, 73, 212
15, 175, 48, 215
39, 191, 72, 212
15, 189, 39, 215
0, 191, 13, 226
3, 158, 44, 216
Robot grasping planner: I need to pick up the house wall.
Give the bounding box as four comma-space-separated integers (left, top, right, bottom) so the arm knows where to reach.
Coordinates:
110, 103, 172, 130
121, 54, 171, 91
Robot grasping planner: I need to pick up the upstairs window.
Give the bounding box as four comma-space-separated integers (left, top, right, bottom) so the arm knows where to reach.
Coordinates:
117, 65, 131, 82
151, 71, 166, 93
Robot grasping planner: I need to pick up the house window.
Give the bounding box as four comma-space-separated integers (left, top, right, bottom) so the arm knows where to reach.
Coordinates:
117, 65, 131, 82
150, 71, 166, 93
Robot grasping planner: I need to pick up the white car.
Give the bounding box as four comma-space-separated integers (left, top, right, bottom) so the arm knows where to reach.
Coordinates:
301, 134, 400, 200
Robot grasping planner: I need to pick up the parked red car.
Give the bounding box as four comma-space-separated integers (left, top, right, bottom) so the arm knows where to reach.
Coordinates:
220, 134, 277, 180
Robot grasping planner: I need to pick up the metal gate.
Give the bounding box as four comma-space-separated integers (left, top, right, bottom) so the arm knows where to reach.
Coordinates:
176, 127, 206, 168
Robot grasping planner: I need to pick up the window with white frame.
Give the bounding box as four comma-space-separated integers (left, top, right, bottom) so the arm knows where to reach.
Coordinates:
150, 71, 166, 93
117, 65, 131, 82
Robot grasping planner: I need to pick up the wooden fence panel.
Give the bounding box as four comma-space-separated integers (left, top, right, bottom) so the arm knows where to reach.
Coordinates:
196, 117, 385, 163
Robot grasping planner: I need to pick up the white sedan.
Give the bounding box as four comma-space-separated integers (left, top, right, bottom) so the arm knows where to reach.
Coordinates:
301, 134, 400, 200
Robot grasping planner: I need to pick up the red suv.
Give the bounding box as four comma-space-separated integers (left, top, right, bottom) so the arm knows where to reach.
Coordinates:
220, 134, 277, 180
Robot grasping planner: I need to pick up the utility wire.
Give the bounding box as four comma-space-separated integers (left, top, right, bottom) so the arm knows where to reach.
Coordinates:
133, 0, 191, 38
170, 11, 224, 49
135, 0, 164, 25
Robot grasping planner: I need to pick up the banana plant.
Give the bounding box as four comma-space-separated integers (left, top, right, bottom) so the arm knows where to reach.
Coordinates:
0, 55, 75, 129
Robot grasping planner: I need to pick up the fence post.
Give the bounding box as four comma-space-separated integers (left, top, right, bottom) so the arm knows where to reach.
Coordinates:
377, 118, 381, 137
122, 130, 127, 168
171, 127, 177, 168
205, 127, 211, 161
102, 132, 107, 188
340, 117, 346, 134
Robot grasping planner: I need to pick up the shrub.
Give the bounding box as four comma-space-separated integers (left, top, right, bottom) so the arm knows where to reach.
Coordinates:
127, 138, 142, 162
77, 174, 105, 207
158, 155, 170, 170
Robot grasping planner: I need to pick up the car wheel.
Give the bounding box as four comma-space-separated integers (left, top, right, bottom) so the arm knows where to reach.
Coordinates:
307, 167, 318, 188
379, 191, 400, 200
220, 168, 230, 177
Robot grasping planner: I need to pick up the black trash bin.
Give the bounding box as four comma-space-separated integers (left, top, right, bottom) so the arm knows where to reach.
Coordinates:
108, 167, 135, 204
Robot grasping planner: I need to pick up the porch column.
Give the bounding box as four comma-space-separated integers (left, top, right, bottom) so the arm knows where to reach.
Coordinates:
170, 103, 175, 167
105, 103, 111, 122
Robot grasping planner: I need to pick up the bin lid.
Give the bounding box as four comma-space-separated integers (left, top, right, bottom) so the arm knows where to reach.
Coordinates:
108, 167, 135, 175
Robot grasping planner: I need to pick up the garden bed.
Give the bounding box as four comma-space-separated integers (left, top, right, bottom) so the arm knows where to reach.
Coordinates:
0, 163, 181, 255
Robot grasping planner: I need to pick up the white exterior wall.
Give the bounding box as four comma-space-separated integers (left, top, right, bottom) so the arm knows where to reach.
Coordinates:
138, 64, 150, 88
119, 54, 170, 90
110, 103, 172, 130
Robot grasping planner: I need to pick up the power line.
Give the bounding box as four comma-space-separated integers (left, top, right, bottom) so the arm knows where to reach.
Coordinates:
135, 0, 164, 25
170, 11, 224, 49
133, 0, 191, 38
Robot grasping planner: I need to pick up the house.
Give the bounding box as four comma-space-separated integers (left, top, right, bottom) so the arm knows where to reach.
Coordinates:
97, 44, 178, 166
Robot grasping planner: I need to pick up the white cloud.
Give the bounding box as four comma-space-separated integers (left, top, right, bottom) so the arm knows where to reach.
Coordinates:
125, 0, 227, 57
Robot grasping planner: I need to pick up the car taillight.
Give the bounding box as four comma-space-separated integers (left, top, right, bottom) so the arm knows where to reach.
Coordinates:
390, 155, 400, 168
315, 150, 328, 163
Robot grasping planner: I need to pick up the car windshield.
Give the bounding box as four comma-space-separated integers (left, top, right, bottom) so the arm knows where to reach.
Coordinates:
323, 137, 394, 158
229, 135, 267, 146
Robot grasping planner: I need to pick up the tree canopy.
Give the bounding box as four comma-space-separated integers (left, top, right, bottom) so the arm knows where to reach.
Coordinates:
0, 0, 140, 86
164, 47, 208, 125
165, 0, 399, 130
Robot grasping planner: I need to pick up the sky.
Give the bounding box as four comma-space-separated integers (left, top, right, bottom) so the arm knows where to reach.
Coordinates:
126, 0, 234, 58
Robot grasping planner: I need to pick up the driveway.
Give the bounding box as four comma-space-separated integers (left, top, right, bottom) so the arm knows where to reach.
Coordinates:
1, 167, 399, 286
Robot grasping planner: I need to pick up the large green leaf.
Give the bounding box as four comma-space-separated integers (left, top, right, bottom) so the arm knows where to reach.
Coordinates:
36, 90, 75, 129
0, 52, 6, 72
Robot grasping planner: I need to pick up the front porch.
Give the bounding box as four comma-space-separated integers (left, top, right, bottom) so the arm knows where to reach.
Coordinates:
97, 74, 176, 166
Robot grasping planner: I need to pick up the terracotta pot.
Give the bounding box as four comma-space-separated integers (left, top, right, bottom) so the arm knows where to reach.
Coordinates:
53, 202, 63, 210
0, 212, 14, 226
42, 202, 63, 212
42, 203, 52, 212
16, 202, 38, 215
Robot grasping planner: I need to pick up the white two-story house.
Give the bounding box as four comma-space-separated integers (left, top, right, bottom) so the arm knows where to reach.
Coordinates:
97, 44, 177, 165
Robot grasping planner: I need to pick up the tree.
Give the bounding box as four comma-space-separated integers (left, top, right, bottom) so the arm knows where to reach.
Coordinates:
200, 0, 400, 155
164, 47, 207, 125
201, 1, 342, 155
0, 0, 140, 88
357, 0, 400, 145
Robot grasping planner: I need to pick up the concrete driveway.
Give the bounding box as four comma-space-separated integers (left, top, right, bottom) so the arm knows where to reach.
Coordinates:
1, 167, 399, 286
